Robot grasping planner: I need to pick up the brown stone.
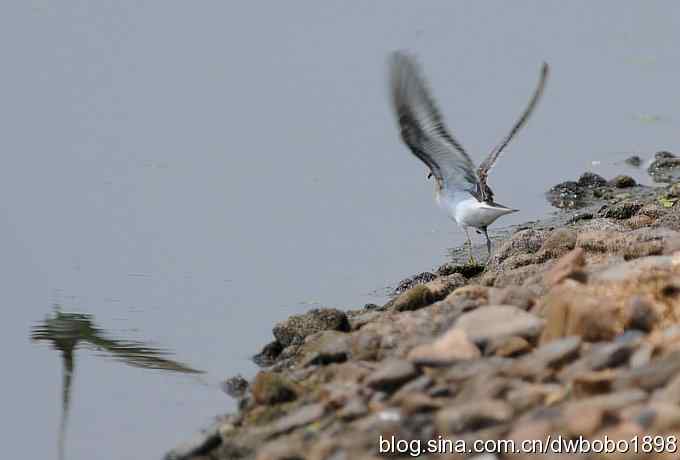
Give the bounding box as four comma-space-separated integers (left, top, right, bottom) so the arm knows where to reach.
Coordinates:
540, 285, 620, 343
407, 328, 481, 367
487, 286, 535, 310
486, 336, 532, 357
561, 404, 604, 436
544, 248, 587, 287
540, 228, 577, 257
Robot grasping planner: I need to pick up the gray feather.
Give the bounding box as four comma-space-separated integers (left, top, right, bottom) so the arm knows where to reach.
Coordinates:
477, 62, 549, 202
389, 51, 479, 193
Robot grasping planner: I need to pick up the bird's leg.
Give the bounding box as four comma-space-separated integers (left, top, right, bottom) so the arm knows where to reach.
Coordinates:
464, 227, 476, 265
482, 227, 492, 260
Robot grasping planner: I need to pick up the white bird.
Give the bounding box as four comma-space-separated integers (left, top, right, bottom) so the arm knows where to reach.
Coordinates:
389, 51, 549, 262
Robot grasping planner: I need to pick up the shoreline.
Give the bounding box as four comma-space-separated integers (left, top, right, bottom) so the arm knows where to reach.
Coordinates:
166, 155, 680, 460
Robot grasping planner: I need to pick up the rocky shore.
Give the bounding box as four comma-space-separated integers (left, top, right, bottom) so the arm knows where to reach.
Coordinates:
167, 153, 680, 460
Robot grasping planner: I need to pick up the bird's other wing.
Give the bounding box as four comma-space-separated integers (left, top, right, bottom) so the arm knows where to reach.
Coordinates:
477, 62, 549, 202
389, 51, 479, 193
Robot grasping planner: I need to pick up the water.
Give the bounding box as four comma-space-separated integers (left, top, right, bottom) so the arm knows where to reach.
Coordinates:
2, 2, 680, 459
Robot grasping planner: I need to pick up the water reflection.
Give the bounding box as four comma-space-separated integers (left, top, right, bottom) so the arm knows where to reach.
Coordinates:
31, 308, 202, 460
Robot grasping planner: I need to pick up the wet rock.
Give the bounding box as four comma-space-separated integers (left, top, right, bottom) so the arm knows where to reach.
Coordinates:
546, 180, 587, 209
408, 327, 481, 367
597, 200, 643, 219
487, 286, 535, 310
273, 308, 350, 347
392, 272, 437, 295
649, 152, 680, 182
222, 374, 250, 399
253, 340, 285, 367
455, 305, 545, 346
435, 399, 513, 433
544, 248, 587, 287
656, 151, 676, 160
625, 155, 643, 167
252, 371, 299, 405
578, 171, 608, 187
390, 274, 465, 312
364, 359, 420, 392
609, 175, 637, 188
436, 261, 485, 278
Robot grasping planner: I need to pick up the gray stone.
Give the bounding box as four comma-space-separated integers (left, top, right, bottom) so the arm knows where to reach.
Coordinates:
615, 352, 680, 391
630, 343, 654, 368
435, 399, 513, 433
265, 403, 326, 437
454, 305, 545, 346
625, 155, 642, 167
509, 336, 581, 377
578, 172, 608, 187
487, 286, 535, 310
365, 359, 420, 392
221, 374, 249, 399
570, 389, 648, 412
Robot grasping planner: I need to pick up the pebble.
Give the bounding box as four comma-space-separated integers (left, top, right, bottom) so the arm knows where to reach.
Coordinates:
222, 374, 249, 399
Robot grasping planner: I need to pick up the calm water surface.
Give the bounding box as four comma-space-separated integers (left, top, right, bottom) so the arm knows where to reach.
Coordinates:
2, 2, 680, 459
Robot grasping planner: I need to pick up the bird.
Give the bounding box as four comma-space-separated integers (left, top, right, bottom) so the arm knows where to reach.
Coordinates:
388, 51, 549, 263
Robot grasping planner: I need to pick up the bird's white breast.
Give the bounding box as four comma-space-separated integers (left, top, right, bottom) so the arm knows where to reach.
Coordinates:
437, 192, 515, 228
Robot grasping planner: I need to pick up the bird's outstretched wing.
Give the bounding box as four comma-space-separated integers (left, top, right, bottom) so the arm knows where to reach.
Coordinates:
389, 51, 479, 193
477, 62, 549, 202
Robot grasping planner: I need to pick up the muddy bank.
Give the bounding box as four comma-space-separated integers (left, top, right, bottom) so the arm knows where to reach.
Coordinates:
167, 152, 680, 460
